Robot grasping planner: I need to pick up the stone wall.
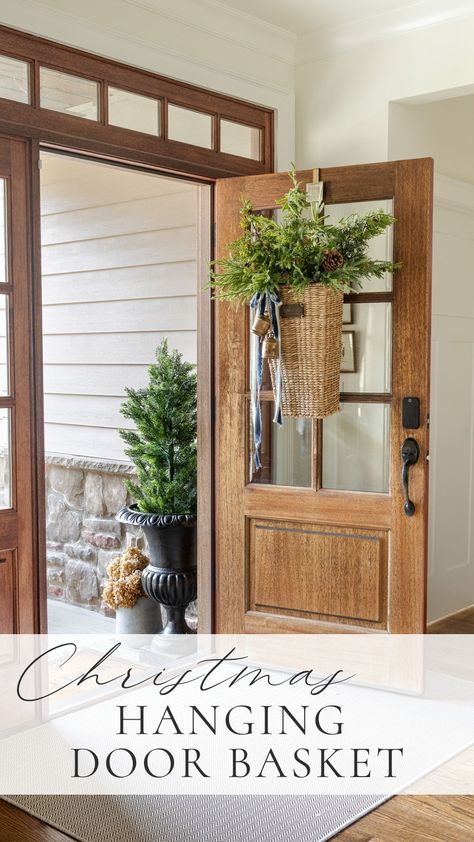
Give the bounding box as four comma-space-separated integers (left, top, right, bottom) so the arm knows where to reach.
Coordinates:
45, 454, 142, 617
45, 454, 197, 626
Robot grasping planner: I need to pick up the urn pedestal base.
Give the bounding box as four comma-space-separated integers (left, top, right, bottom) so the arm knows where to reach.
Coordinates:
141, 564, 197, 635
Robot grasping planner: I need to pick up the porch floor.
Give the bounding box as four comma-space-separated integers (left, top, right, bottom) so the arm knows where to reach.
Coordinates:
47, 599, 115, 634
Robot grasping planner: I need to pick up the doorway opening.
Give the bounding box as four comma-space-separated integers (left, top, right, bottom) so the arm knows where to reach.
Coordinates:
389, 90, 474, 625
40, 151, 210, 633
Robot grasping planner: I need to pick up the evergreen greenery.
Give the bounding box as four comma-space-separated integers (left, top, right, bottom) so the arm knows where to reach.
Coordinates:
119, 340, 197, 515
211, 169, 398, 302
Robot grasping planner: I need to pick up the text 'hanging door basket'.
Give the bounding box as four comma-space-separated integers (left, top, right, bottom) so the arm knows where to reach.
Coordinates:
269, 285, 344, 418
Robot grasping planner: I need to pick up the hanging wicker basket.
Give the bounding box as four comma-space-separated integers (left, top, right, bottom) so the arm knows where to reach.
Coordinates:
269, 284, 344, 418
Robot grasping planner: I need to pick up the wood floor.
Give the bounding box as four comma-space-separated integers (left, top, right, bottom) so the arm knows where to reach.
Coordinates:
1, 608, 473, 842
334, 795, 474, 841
428, 604, 474, 634
0, 800, 76, 841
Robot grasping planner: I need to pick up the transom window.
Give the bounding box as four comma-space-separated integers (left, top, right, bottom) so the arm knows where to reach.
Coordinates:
0, 31, 273, 172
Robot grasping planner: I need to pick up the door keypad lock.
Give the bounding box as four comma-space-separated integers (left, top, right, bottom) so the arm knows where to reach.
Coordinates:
401, 437, 419, 517
402, 396, 420, 430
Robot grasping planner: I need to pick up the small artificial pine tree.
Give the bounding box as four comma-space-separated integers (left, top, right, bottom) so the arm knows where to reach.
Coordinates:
119, 339, 197, 515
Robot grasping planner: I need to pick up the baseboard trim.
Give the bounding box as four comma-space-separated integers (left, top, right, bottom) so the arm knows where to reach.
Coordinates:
428, 603, 474, 629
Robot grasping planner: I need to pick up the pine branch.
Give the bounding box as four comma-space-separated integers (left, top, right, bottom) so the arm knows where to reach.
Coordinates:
119, 339, 197, 515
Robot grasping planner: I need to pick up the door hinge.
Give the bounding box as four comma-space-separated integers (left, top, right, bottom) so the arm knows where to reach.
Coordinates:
426, 413, 430, 428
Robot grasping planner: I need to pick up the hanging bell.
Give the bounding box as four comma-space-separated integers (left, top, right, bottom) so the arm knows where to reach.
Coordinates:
251, 313, 270, 336
262, 334, 280, 359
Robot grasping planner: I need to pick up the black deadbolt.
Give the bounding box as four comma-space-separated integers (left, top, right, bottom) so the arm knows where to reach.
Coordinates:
401, 437, 419, 517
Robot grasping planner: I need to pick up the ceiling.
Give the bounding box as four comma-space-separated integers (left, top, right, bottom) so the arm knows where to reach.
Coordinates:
210, 0, 474, 37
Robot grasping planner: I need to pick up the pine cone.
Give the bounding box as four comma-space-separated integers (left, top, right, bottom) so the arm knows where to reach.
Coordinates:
323, 249, 344, 272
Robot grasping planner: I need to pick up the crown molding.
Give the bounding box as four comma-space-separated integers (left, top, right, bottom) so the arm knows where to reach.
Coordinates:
0, 0, 294, 94
108, 0, 296, 66
296, 0, 474, 64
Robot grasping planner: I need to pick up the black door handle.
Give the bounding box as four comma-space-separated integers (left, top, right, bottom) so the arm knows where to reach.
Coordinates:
401, 437, 419, 516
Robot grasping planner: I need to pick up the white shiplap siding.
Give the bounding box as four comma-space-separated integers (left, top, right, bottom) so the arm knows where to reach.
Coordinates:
41, 154, 199, 461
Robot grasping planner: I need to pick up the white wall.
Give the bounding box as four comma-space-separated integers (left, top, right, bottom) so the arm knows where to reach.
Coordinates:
388, 94, 474, 619
427, 175, 474, 620
389, 95, 474, 185
0, 0, 295, 170
41, 153, 201, 462
295, 15, 474, 169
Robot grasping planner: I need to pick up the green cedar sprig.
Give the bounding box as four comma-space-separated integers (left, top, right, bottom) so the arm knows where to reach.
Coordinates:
210, 169, 397, 303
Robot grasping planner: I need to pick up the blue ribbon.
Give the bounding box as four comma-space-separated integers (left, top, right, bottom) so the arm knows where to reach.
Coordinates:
250, 291, 283, 471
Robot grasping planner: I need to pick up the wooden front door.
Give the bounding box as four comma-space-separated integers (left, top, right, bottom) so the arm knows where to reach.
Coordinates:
215, 160, 433, 634
0, 136, 39, 633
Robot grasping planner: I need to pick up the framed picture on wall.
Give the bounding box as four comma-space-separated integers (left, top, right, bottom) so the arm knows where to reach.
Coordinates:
341, 331, 356, 373
342, 302, 353, 324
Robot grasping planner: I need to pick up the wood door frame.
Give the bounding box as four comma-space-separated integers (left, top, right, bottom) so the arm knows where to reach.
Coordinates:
0, 25, 275, 634
32, 146, 224, 636
0, 135, 42, 632
214, 161, 433, 634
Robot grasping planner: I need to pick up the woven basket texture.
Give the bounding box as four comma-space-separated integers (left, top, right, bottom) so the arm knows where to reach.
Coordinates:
269, 284, 343, 418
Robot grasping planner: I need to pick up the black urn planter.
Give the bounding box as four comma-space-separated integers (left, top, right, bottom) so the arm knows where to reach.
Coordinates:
116, 506, 197, 635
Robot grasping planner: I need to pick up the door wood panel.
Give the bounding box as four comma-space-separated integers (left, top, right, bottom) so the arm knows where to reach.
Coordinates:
250, 519, 387, 625
215, 160, 433, 634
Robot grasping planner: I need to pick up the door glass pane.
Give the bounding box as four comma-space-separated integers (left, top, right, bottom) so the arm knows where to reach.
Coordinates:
0, 55, 29, 104
220, 119, 261, 160
0, 295, 9, 396
40, 67, 99, 121
250, 401, 312, 487
108, 87, 161, 136
0, 408, 11, 509
168, 104, 213, 149
323, 402, 390, 493
325, 200, 394, 292
340, 302, 391, 394
0, 180, 7, 284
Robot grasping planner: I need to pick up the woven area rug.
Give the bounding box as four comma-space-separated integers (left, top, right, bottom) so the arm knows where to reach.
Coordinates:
4, 794, 386, 841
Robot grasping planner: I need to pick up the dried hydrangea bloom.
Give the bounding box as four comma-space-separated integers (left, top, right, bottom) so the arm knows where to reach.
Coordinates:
121, 547, 149, 569
122, 557, 147, 577
131, 571, 144, 595
102, 581, 118, 610
124, 547, 144, 560
103, 547, 150, 609
113, 578, 134, 609
106, 558, 122, 580
112, 572, 144, 608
